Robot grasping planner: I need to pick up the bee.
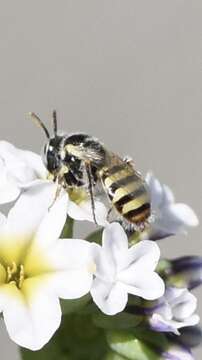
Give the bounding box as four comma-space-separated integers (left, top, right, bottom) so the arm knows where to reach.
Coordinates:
30, 111, 151, 231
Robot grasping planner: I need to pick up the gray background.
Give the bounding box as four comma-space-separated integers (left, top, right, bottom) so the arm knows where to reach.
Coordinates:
0, 0, 201, 358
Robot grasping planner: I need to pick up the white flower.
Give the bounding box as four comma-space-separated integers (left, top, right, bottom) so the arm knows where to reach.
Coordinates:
145, 172, 199, 240
0, 141, 107, 226
0, 182, 93, 350
0, 141, 46, 204
67, 195, 107, 226
150, 287, 200, 335
90, 223, 165, 315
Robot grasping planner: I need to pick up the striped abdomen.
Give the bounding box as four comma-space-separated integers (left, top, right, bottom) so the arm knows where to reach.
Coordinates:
100, 161, 151, 227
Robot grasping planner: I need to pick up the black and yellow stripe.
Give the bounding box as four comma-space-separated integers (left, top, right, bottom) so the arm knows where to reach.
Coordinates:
100, 161, 150, 226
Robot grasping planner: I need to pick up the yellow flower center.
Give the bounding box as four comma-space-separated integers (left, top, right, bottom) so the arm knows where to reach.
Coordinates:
6, 262, 25, 289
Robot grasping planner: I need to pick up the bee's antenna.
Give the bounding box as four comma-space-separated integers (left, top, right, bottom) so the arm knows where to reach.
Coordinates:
53, 110, 58, 136
29, 112, 50, 139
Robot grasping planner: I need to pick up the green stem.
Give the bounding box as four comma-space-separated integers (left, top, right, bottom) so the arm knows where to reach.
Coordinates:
85, 228, 103, 244
61, 216, 74, 238
20, 312, 109, 360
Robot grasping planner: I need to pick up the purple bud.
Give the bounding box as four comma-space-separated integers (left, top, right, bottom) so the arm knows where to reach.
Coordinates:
165, 256, 202, 290
126, 300, 164, 316
168, 325, 202, 349
162, 344, 194, 360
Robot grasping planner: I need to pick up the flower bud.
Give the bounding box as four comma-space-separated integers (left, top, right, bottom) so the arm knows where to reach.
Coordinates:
165, 256, 202, 290
162, 344, 194, 360
168, 325, 202, 349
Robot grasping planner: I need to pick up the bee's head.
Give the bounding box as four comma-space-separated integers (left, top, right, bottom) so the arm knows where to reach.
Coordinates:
42, 136, 65, 174
30, 111, 65, 175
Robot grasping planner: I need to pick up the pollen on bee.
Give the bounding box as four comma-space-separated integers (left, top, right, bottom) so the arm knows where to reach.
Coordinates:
69, 188, 88, 204
47, 173, 55, 181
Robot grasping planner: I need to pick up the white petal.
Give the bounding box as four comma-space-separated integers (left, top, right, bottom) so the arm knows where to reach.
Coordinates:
16, 149, 47, 181
33, 190, 69, 249
0, 182, 59, 264
168, 315, 200, 332
0, 141, 22, 158
102, 223, 128, 272
90, 242, 116, 282
0, 180, 20, 204
179, 314, 200, 328
0, 157, 20, 204
0, 142, 47, 205
119, 271, 165, 300
146, 172, 163, 209
167, 203, 199, 228
0, 141, 46, 184
151, 203, 199, 239
156, 302, 173, 321
165, 287, 185, 303
9, 163, 39, 186
0, 212, 6, 228
172, 290, 197, 321
150, 313, 180, 334
162, 184, 175, 205
35, 239, 93, 299
145, 172, 199, 239
47, 270, 92, 299
0, 141, 23, 166
125, 240, 160, 272
0, 282, 61, 350
46, 239, 93, 270
91, 279, 128, 315
68, 199, 108, 226
90, 224, 129, 284
4, 181, 58, 238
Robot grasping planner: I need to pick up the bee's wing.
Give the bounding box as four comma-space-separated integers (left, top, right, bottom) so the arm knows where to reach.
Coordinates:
103, 152, 138, 175
80, 146, 104, 162
65, 143, 104, 163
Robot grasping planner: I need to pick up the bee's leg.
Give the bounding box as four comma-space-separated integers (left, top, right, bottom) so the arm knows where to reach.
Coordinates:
48, 180, 63, 211
85, 163, 97, 225
107, 207, 113, 221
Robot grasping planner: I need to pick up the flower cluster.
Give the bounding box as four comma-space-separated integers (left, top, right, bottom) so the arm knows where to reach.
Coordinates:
0, 141, 200, 360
